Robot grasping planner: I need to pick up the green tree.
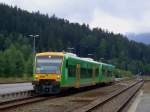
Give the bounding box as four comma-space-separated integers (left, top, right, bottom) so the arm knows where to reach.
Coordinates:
1, 3, 150, 77
25, 55, 33, 77
3, 44, 25, 77
0, 51, 4, 76
97, 39, 107, 59
15, 50, 25, 77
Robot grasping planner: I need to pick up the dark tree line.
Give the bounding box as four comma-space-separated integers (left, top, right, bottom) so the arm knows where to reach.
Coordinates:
0, 3, 150, 77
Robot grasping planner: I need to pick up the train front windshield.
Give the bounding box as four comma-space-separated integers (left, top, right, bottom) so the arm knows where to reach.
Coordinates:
36, 56, 63, 74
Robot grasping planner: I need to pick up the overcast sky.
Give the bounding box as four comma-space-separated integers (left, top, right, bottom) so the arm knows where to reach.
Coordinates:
0, 0, 150, 34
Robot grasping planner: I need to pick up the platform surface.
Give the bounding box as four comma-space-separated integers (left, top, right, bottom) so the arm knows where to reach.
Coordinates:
128, 90, 150, 112
0, 83, 33, 94
135, 93, 150, 112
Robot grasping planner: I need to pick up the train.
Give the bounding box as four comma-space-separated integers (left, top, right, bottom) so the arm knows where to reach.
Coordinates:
32, 52, 115, 94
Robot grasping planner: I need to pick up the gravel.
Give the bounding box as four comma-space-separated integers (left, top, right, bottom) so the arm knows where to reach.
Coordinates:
3, 80, 136, 112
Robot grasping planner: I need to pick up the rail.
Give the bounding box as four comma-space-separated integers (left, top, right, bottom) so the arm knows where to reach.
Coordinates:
73, 80, 143, 112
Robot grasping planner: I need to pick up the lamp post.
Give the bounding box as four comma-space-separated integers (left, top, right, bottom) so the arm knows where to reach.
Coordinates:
67, 47, 75, 53
28, 35, 39, 74
100, 58, 104, 62
29, 35, 39, 55
88, 53, 94, 59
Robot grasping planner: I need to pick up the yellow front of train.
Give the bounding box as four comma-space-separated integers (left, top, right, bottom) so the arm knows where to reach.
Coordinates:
32, 52, 64, 94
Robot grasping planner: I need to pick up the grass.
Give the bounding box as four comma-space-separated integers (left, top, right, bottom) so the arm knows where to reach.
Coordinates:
143, 76, 150, 81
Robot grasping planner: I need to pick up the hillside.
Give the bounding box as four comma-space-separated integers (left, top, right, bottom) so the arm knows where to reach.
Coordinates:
0, 3, 150, 77
127, 33, 150, 45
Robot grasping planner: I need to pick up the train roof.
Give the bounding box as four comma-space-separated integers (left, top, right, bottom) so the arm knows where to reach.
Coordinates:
101, 62, 115, 70
36, 52, 64, 56
64, 52, 100, 64
36, 52, 115, 68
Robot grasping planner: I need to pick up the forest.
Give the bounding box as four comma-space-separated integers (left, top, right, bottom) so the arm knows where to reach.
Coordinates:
0, 4, 150, 77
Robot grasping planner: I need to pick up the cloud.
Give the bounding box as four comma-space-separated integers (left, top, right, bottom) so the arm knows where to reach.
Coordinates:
97, 0, 150, 19
90, 9, 136, 34
0, 0, 150, 33
89, 7, 150, 34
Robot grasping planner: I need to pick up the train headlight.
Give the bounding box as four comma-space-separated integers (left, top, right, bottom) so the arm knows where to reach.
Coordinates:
57, 75, 61, 80
35, 75, 38, 79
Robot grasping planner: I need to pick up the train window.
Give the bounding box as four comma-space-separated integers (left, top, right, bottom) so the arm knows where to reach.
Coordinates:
95, 68, 99, 77
80, 68, 87, 78
105, 70, 108, 76
102, 68, 105, 75
108, 71, 112, 76
68, 65, 76, 77
105, 70, 112, 77
36, 56, 62, 74
87, 68, 92, 77
66, 60, 68, 68
80, 67, 92, 78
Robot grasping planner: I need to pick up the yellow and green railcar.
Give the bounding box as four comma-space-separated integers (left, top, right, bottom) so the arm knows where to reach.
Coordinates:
32, 52, 115, 94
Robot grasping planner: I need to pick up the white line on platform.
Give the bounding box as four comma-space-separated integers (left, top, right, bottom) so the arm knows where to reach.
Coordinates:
127, 90, 143, 112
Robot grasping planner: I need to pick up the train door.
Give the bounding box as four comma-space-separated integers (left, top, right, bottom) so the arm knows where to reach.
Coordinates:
76, 64, 80, 88
92, 67, 96, 85
99, 64, 103, 82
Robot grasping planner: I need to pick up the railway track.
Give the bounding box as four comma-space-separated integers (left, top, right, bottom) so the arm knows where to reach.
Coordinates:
0, 85, 110, 111
73, 80, 144, 112
0, 96, 53, 110
0, 80, 143, 112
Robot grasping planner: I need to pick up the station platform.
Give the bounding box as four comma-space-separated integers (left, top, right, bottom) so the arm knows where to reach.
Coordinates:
0, 83, 33, 94
128, 91, 150, 112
